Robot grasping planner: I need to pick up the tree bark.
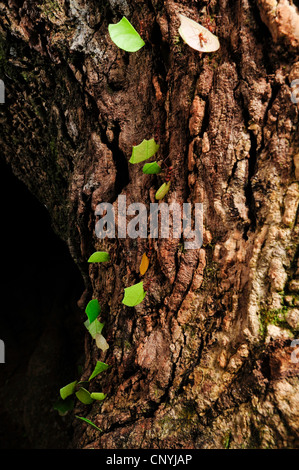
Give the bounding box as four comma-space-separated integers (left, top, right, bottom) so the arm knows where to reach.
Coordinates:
1, 0, 299, 449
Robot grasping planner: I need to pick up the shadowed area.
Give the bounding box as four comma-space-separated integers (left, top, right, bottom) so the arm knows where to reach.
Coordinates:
0, 159, 85, 449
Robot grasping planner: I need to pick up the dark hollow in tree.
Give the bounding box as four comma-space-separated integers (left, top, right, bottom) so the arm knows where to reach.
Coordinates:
0, 0, 299, 449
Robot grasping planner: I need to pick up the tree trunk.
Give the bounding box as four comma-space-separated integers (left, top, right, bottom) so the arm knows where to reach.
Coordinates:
1, 0, 299, 449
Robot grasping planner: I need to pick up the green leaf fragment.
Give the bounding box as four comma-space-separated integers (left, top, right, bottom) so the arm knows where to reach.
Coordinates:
84, 318, 104, 339
90, 392, 107, 401
122, 281, 146, 307
75, 387, 94, 405
142, 161, 162, 174
108, 17, 145, 52
88, 251, 110, 263
75, 416, 102, 432
129, 139, 160, 164
89, 361, 110, 381
60, 380, 78, 400
85, 299, 101, 324
155, 181, 171, 200
53, 396, 74, 415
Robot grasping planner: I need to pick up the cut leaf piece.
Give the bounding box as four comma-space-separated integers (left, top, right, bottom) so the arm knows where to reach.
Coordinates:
89, 361, 110, 381
75, 387, 94, 405
88, 251, 110, 263
108, 17, 145, 52
90, 392, 107, 401
85, 299, 101, 324
142, 161, 162, 174
155, 181, 171, 200
84, 318, 104, 339
60, 380, 78, 400
75, 416, 102, 432
178, 13, 220, 52
140, 252, 149, 276
53, 397, 74, 415
129, 139, 160, 164
95, 333, 109, 352
122, 281, 146, 307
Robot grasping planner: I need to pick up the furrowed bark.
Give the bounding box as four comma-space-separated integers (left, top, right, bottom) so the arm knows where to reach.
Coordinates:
0, 0, 299, 449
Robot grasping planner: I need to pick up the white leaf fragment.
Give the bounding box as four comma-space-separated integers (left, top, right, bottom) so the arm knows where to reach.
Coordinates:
95, 333, 109, 352
178, 13, 220, 53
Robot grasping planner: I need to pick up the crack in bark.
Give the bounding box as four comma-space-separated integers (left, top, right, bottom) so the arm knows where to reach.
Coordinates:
244, 127, 257, 232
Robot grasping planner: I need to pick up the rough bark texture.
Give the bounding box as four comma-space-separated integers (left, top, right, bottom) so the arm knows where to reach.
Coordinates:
1, 0, 299, 449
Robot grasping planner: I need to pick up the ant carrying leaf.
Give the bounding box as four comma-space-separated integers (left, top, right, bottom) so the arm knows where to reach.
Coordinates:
178, 13, 220, 53
140, 252, 150, 276
155, 165, 173, 200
